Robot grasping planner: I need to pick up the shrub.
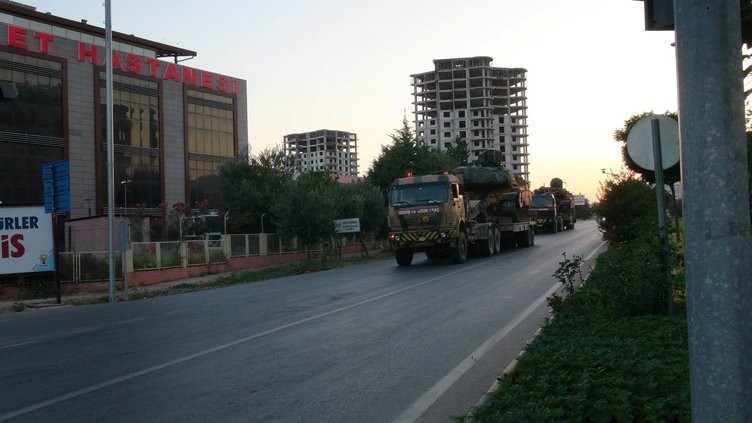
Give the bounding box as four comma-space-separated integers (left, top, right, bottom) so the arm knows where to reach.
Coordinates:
593, 177, 657, 244
589, 235, 671, 317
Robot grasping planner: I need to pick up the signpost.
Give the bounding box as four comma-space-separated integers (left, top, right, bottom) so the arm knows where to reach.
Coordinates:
334, 218, 362, 258
41, 159, 70, 303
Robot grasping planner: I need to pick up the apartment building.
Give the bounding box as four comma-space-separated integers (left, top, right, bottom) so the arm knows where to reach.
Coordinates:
410, 56, 529, 181
283, 129, 358, 178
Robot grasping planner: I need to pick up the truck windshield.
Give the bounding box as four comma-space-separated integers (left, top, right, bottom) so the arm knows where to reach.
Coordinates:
531, 195, 554, 208
390, 183, 448, 207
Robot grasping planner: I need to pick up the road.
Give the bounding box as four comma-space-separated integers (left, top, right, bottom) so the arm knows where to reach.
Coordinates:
0, 220, 605, 422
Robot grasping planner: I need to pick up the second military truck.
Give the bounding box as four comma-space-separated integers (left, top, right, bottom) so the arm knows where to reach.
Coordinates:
387, 153, 536, 266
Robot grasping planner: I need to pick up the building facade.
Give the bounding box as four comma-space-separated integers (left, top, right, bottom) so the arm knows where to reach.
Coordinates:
0, 2, 248, 221
283, 129, 358, 178
410, 56, 528, 181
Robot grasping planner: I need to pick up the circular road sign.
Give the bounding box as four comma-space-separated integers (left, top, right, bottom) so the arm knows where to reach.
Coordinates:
626, 115, 679, 171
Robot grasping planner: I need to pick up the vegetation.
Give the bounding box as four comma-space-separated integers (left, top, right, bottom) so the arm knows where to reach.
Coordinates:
367, 117, 456, 193
461, 130, 689, 422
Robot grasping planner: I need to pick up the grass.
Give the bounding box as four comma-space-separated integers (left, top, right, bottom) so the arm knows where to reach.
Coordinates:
458, 246, 690, 423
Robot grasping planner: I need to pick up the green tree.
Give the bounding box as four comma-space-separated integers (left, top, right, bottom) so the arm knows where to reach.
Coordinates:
593, 173, 658, 244
271, 171, 338, 255
335, 181, 387, 254
447, 136, 470, 166
217, 147, 292, 234
367, 117, 454, 193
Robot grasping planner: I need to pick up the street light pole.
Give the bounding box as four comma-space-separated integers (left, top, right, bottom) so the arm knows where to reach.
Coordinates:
120, 179, 131, 217
260, 213, 266, 234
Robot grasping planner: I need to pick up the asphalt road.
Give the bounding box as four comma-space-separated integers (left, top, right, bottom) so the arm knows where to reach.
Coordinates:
0, 220, 605, 423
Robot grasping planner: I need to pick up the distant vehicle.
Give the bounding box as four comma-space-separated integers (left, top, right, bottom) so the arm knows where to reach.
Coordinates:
532, 178, 576, 233
530, 193, 561, 233
386, 150, 536, 266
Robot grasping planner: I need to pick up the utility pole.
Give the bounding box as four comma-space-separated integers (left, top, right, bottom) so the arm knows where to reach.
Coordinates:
674, 1, 752, 421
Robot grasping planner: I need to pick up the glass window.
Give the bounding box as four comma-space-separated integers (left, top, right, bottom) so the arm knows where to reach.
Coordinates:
0, 51, 63, 205
99, 73, 161, 210
186, 90, 235, 205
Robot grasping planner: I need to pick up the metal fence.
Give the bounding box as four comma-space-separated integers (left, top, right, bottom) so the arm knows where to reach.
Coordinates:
57, 233, 375, 283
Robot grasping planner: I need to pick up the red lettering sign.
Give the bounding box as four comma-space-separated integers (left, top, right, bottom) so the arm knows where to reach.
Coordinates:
7, 25, 27, 49
78, 42, 98, 64
0, 234, 25, 259
125, 53, 141, 73
163, 63, 180, 82
181, 67, 197, 86
201, 71, 214, 89
34, 31, 54, 54
144, 58, 160, 77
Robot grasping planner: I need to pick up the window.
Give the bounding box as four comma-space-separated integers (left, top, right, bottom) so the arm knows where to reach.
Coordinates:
430, 120, 436, 126
0, 52, 63, 205
458, 111, 466, 118
186, 89, 235, 205
459, 121, 466, 128
444, 132, 451, 138
499, 116, 504, 124
430, 129, 436, 135
99, 73, 161, 210
459, 131, 466, 138
443, 122, 450, 128
430, 139, 436, 144
443, 111, 450, 118
473, 111, 479, 117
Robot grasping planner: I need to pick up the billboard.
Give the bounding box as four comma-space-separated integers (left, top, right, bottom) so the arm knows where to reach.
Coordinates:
0, 206, 54, 275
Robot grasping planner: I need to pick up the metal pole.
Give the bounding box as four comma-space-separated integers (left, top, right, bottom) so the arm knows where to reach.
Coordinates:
650, 119, 671, 313
674, 1, 752, 420
105, 0, 116, 303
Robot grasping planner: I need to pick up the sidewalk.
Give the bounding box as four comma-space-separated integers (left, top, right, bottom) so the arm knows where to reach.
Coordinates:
0, 271, 237, 314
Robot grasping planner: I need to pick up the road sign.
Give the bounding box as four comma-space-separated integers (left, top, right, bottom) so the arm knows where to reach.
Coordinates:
41, 160, 70, 213
334, 218, 360, 234
626, 115, 679, 171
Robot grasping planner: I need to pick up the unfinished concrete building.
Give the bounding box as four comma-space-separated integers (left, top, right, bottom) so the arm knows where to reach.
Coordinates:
411, 56, 529, 182
283, 130, 358, 178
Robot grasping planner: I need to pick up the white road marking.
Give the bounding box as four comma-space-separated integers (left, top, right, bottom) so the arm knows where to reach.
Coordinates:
392, 239, 607, 423
0, 260, 491, 421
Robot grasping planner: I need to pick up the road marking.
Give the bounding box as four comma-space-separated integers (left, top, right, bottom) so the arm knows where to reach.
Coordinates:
392, 239, 607, 423
0, 260, 493, 422
391, 282, 560, 423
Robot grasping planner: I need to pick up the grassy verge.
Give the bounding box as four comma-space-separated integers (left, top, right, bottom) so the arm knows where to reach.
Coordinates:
461, 244, 690, 422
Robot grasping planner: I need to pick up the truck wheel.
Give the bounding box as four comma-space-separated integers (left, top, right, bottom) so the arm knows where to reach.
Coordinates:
452, 231, 468, 264
395, 249, 413, 266
480, 227, 494, 257
517, 227, 533, 247
493, 228, 502, 255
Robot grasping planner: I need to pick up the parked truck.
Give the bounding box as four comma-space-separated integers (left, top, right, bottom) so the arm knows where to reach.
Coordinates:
386, 152, 536, 266
532, 178, 576, 233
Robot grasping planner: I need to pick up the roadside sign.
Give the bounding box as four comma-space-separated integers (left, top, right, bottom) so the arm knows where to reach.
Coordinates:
0, 206, 54, 275
334, 218, 360, 234
41, 160, 70, 213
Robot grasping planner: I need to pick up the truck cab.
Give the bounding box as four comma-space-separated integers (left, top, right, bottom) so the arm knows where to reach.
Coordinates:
530, 193, 561, 233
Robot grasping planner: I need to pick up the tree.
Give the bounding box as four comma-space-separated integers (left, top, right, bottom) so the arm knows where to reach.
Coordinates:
593, 172, 658, 244
367, 117, 454, 193
217, 147, 292, 234
447, 136, 470, 166
335, 181, 387, 254
271, 171, 338, 256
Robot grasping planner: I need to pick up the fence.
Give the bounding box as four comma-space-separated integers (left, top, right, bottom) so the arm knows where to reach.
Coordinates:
58, 233, 372, 283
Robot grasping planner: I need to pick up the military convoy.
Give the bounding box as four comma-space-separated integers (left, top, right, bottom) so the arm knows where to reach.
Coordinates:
531, 178, 576, 233
386, 151, 537, 266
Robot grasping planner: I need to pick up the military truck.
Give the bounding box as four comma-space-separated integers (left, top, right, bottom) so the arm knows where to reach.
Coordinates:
386, 152, 536, 266
530, 192, 561, 233
532, 178, 576, 232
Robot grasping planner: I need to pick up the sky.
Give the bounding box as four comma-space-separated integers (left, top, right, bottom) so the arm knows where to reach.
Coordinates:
26, 0, 678, 202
